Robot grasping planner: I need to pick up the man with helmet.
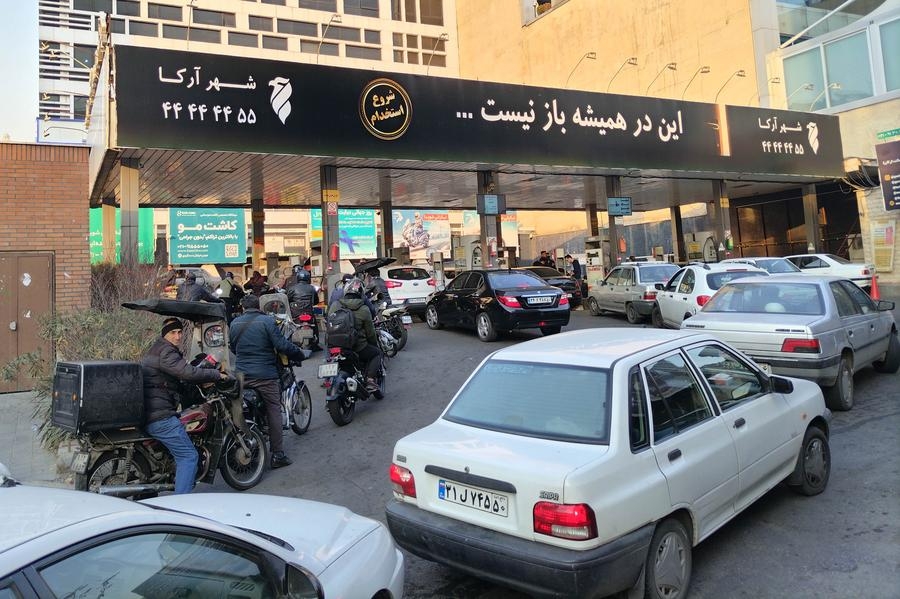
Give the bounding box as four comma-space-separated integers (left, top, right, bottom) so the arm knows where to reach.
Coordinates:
176, 271, 223, 303
328, 277, 382, 392
364, 267, 392, 307
286, 265, 321, 350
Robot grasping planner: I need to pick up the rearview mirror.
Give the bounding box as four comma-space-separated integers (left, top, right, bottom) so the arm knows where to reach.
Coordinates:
654, 283, 664, 291
876, 299, 895, 311
770, 375, 794, 394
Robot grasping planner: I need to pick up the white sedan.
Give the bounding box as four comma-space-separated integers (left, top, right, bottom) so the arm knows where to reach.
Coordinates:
0, 483, 404, 599
386, 328, 830, 599
784, 253, 876, 290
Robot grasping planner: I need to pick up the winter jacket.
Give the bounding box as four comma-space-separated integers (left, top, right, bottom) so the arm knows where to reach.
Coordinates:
287, 281, 318, 314
176, 281, 222, 303
141, 337, 221, 424
229, 308, 304, 379
328, 294, 376, 352
366, 276, 392, 305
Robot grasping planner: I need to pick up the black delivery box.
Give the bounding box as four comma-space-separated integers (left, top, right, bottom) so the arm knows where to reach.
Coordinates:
51, 361, 144, 434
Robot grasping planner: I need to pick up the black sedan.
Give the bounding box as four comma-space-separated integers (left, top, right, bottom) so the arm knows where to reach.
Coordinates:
425, 269, 571, 341
514, 265, 583, 308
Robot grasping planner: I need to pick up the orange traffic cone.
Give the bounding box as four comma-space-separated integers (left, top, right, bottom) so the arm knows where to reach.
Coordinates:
869, 275, 880, 301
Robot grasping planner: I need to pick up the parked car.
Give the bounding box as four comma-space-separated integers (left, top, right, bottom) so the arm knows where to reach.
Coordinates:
425, 269, 570, 341
653, 263, 769, 329
682, 275, 899, 411
784, 253, 876, 290
587, 262, 679, 323
386, 328, 831, 599
381, 264, 435, 316
0, 481, 404, 599
720, 257, 801, 274
514, 265, 583, 308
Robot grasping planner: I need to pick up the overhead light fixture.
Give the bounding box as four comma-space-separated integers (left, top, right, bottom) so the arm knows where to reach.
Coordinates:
606, 56, 638, 93
426, 33, 450, 76
809, 82, 841, 111
786, 82, 815, 103
645, 62, 677, 94
714, 69, 746, 103
681, 66, 711, 100
746, 76, 781, 105
316, 13, 342, 64
565, 51, 597, 88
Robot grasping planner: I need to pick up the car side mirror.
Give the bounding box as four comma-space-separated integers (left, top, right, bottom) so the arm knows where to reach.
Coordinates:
286, 564, 324, 598
770, 375, 794, 394
876, 299, 895, 311
654, 283, 664, 291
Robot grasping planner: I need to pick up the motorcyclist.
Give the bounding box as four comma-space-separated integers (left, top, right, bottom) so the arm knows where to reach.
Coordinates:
328, 277, 382, 392
218, 272, 244, 321
177, 272, 223, 303
141, 317, 228, 494
365, 268, 392, 307
286, 265, 321, 351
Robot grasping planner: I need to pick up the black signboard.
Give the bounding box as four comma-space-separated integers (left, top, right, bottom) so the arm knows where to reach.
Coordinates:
875, 140, 900, 211
113, 46, 845, 179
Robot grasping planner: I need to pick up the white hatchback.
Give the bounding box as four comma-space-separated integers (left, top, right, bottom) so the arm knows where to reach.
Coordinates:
386, 328, 830, 599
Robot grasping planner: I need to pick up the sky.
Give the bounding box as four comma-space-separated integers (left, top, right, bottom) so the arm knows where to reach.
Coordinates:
0, 2, 38, 142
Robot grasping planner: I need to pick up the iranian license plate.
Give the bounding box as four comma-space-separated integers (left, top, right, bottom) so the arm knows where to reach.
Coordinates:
567, 293, 573, 298
401, 315, 413, 324
317, 362, 339, 378
758, 363, 772, 375
438, 479, 508, 517
407, 297, 426, 304
528, 296, 554, 305
72, 452, 90, 474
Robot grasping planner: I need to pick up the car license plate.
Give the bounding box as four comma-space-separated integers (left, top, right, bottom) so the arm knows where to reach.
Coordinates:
72, 452, 90, 474
407, 297, 426, 304
567, 293, 573, 298
438, 479, 508, 517
401, 315, 413, 324
527, 296, 554, 305
317, 362, 338, 378
758, 363, 772, 375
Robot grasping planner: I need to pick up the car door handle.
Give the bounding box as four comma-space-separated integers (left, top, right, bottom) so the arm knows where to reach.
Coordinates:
733, 417, 746, 429
667, 449, 682, 462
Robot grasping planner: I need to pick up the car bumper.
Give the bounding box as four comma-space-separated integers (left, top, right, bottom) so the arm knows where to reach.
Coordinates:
386, 499, 652, 598
747, 353, 842, 387
631, 300, 656, 316
495, 308, 571, 330
397, 299, 428, 315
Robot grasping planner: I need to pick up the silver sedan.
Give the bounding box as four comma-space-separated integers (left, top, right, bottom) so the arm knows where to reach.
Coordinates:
682, 275, 899, 411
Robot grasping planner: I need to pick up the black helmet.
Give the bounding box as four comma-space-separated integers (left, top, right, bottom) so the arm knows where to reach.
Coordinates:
344, 277, 364, 296
296, 269, 311, 283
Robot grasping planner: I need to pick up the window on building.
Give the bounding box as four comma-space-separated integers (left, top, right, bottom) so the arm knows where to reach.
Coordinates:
364, 29, 380, 44
323, 25, 359, 42
298, 0, 337, 11
74, 0, 112, 13
262, 35, 288, 50
278, 19, 317, 36
115, 0, 141, 17
783, 47, 825, 111
391, 0, 401, 20
406, 33, 417, 48
404, 0, 416, 22
249, 15, 273, 31
73, 95, 88, 119
300, 40, 338, 55
129, 20, 159, 37
148, 3, 182, 21
824, 32, 873, 106
346, 44, 380, 60
169, 26, 221, 43
393, 49, 404, 62
420, 0, 443, 26
344, 0, 379, 18
422, 53, 445, 67
261, 0, 286, 4
407, 51, 419, 64
73, 45, 95, 69
392, 32, 402, 46
880, 18, 900, 92
422, 34, 445, 52
162, 24, 188, 39
192, 8, 236, 28
229, 31, 258, 47
110, 17, 126, 33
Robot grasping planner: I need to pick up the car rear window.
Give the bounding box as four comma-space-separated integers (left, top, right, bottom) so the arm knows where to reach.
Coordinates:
386, 267, 430, 281
706, 270, 768, 289
640, 265, 678, 282
757, 259, 800, 273
524, 267, 562, 278
488, 272, 545, 288
703, 282, 825, 315
443, 360, 610, 443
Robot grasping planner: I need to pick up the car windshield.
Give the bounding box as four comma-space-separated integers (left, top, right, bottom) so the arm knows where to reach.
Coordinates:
488, 272, 545, 288
706, 270, 768, 289
641, 265, 679, 282
756, 258, 801, 273
443, 360, 610, 443
703, 282, 825, 315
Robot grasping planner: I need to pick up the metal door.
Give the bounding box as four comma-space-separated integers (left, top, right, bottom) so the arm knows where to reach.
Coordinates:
0, 253, 53, 393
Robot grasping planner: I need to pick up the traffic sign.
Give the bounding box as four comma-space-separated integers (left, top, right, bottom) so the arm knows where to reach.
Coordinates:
607, 197, 632, 216
877, 128, 900, 140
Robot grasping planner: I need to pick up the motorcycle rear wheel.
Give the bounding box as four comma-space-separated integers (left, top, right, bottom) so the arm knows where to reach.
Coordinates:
394, 324, 409, 351
219, 427, 268, 490
79, 451, 151, 493
289, 383, 312, 435
327, 391, 355, 426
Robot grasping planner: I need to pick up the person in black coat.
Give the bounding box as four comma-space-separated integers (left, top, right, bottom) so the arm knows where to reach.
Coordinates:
176, 272, 223, 303
141, 317, 227, 494
565, 254, 582, 279
533, 250, 555, 267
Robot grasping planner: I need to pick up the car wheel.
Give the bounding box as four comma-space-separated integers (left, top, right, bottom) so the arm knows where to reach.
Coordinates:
651, 304, 664, 329
645, 518, 692, 599
873, 331, 900, 374
476, 312, 498, 342
540, 326, 561, 336
625, 303, 641, 324
824, 354, 853, 411
587, 297, 601, 316
425, 305, 442, 329
787, 426, 830, 496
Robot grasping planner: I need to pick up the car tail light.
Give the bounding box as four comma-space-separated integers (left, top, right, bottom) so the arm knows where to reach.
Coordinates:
559, 295, 569, 306
497, 295, 521, 308
781, 338, 820, 353
385, 280, 403, 288
533, 502, 597, 540
643, 290, 657, 300
427, 278, 436, 287
389, 464, 417, 498
861, 268, 871, 276
696, 295, 711, 306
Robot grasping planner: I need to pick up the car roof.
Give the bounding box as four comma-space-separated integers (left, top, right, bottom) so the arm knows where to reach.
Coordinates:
487, 328, 710, 369
719, 274, 847, 285
685, 262, 767, 272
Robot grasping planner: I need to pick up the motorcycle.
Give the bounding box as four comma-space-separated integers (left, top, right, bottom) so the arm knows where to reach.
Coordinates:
317, 347, 386, 426
293, 311, 320, 351
376, 303, 412, 352
401, 221, 430, 249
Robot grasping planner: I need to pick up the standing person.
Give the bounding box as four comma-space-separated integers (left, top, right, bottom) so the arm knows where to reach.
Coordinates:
218, 272, 244, 321
565, 254, 582, 279
533, 250, 555, 267
328, 278, 382, 392
177, 272, 223, 303
141, 317, 228, 494
230, 294, 306, 469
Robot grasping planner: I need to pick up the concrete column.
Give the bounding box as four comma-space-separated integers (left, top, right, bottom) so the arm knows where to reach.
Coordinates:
119, 157, 140, 268
711, 180, 733, 261
250, 156, 266, 270
583, 176, 599, 237
320, 164, 340, 273
101, 199, 117, 263
802, 184, 820, 253
477, 170, 501, 267
379, 172, 394, 256
669, 205, 685, 263
604, 176, 622, 267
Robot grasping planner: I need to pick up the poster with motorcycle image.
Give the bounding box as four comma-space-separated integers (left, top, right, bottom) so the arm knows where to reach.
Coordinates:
393, 209, 451, 260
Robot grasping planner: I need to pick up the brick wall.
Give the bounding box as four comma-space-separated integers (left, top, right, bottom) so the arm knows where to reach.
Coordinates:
0, 143, 91, 312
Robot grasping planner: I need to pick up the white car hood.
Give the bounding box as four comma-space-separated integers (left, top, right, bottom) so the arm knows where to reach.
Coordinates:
143, 493, 379, 574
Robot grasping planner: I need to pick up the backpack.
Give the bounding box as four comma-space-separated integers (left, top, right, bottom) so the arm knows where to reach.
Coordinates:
326, 306, 358, 349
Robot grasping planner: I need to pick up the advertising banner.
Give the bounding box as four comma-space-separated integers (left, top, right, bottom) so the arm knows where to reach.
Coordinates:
392, 209, 451, 260
871, 220, 896, 273
169, 208, 246, 264
88, 208, 155, 264
310, 208, 377, 259
460, 210, 519, 248
875, 140, 900, 211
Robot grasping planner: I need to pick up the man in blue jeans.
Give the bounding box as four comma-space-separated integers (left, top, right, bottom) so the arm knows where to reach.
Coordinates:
141, 317, 227, 494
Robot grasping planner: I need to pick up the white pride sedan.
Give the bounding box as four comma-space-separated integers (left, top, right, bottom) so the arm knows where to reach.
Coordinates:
386, 328, 831, 599
0, 484, 404, 599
